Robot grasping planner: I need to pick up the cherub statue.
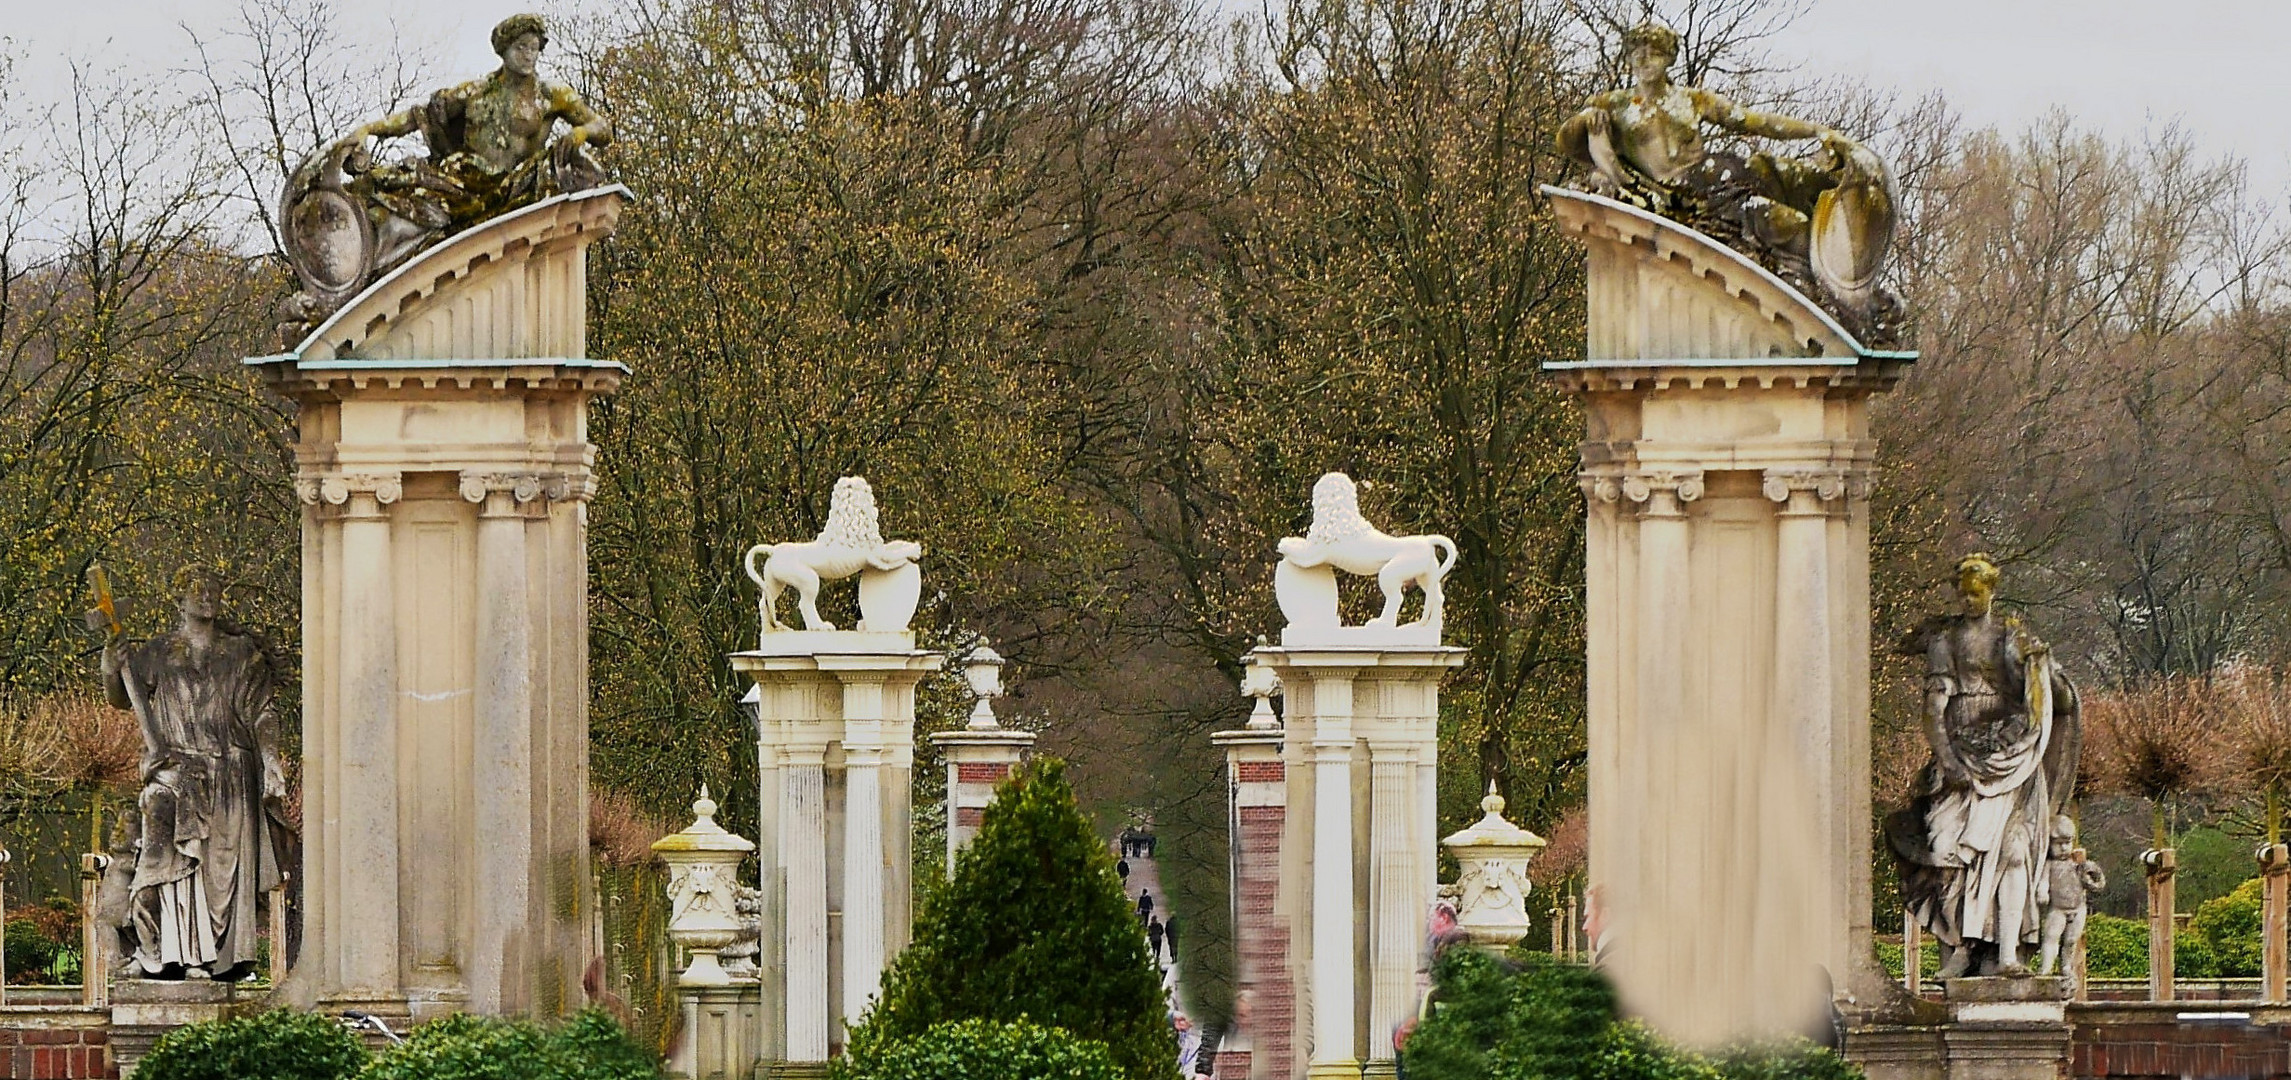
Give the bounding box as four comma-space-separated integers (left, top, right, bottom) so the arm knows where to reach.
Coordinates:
279, 14, 613, 329
1274, 473, 1457, 641
743, 477, 925, 639
1556, 21, 1899, 341
2036, 816, 2105, 987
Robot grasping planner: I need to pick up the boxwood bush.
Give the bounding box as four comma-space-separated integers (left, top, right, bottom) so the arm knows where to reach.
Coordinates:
357, 1009, 659, 1080
833, 1017, 1123, 1080
136, 1009, 369, 1080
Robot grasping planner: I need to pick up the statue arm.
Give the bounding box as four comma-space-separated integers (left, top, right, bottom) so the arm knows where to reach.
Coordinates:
1695, 88, 1826, 142
1556, 93, 1623, 165
549, 82, 613, 148
101, 643, 132, 711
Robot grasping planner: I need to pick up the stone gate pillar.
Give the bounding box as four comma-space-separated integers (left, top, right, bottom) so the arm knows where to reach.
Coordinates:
1542, 185, 1911, 1043
929, 643, 1034, 871
737, 624, 940, 1075
1213, 658, 1290, 1080
252, 186, 631, 1021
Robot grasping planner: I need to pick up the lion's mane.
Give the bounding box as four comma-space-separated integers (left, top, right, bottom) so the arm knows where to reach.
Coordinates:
1303, 472, 1375, 545
816, 477, 888, 549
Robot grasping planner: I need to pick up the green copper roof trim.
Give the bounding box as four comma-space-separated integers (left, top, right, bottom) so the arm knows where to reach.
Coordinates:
243, 354, 631, 373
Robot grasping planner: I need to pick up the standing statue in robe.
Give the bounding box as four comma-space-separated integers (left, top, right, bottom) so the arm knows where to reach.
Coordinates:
1886, 554, 2082, 977
99, 569, 290, 980
1555, 21, 1902, 345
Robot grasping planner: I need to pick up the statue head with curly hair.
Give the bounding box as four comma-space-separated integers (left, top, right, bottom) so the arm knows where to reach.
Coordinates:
1303, 472, 1375, 546
491, 13, 549, 68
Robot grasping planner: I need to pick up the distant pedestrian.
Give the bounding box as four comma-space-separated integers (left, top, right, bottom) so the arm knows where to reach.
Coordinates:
1145, 833, 1158, 856
1118, 858, 1131, 883
1137, 889, 1154, 919
1148, 917, 1165, 962
1164, 916, 1179, 955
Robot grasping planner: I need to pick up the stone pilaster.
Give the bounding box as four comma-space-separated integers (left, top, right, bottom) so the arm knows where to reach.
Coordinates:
1216, 665, 1288, 1080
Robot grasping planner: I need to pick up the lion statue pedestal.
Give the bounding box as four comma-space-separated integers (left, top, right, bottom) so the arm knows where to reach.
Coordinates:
728, 475, 943, 1075
1240, 471, 1468, 1080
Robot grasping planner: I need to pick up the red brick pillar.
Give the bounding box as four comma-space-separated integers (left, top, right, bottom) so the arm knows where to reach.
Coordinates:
1217, 724, 1290, 1080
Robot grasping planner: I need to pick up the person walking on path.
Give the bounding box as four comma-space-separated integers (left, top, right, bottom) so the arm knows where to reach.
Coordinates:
1137, 889, 1154, 919
1118, 857, 1130, 884
1148, 917, 1166, 964
1164, 916, 1179, 956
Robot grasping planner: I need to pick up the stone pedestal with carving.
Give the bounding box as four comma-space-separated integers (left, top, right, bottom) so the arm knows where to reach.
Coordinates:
1543, 185, 1911, 1043
251, 186, 629, 1019
1440, 786, 1545, 953
1254, 644, 1464, 1080
735, 635, 941, 1072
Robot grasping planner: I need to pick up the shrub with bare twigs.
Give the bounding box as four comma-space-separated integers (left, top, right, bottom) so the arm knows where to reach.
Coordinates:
2084, 678, 2237, 844
0, 694, 140, 804
590, 787, 673, 870
1528, 806, 1587, 890
2220, 666, 2291, 844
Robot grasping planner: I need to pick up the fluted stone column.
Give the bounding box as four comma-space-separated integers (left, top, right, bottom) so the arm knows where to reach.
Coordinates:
471, 484, 533, 1014
782, 745, 831, 1063
337, 480, 402, 1002
737, 638, 940, 1075
1308, 673, 1356, 1080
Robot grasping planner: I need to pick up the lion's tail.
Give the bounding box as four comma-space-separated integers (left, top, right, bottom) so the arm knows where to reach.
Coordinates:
743, 543, 773, 591
1429, 534, 1458, 576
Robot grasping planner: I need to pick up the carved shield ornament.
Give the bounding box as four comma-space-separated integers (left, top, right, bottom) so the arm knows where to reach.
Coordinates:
1810, 148, 1896, 298
285, 185, 376, 310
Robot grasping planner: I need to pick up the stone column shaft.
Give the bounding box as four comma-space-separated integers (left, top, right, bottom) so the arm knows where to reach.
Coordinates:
1366, 744, 1414, 1065
783, 749, 831, 1061
1308, 672, 1357, 1079
842, 674, 889, 1024
339, 493, 401, 996
472, 490, 533, 1013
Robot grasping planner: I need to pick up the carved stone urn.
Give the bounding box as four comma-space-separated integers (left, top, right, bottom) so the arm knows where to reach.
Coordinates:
652, 786, 757, 987
1440, 784, 1547, 953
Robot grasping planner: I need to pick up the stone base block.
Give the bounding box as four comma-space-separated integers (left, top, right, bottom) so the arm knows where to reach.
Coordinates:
765, 1062, 830, 1080
111, 980, 243, 1076
1842, 1024, 1946, 1080
669, 983, 763, 1080
1305, 1060, 1362, 1080
1941, 1024, 2071, 1080
1946, 977, 2067, 1025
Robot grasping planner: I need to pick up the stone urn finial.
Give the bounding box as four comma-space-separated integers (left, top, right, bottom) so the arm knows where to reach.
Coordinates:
1440, 781, 1547, 952
1240, 658, 1281, 730
652, 784, 757, 986
963, 644, 1006, 730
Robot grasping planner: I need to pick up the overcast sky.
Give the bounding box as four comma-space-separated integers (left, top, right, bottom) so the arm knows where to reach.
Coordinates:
6, 0, 2288, 194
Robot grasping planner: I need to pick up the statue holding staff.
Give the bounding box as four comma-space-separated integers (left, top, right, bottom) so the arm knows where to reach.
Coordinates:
96, 568, 290, 981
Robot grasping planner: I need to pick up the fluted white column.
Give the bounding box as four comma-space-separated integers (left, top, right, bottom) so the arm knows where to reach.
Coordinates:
1366, 741, 1414, 1066
782, 746, 830, 1062
1309, 671, 1358, 1080
338, 480, 401, 997
470, 484, 533, 1013
841, 674, 889, 1023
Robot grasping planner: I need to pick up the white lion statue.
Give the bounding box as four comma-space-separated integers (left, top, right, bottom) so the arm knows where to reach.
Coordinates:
1276, 472, 1457, 635
743, 477, 923, 636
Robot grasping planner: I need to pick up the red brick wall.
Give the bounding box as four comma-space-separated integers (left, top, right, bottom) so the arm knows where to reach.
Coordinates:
1234, 762, 1284, 784
956, 763, 1010, 784
2073, 1019, 2291, 1080
955, 806, 985, 826
0, 1022, 116, 1079
1233, 803, 1291, 1080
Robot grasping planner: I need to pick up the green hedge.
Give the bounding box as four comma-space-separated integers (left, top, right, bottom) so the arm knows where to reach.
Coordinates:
133, 1008, 658, 1080
136, 1010, 369, 1080
2188, 878, 2263, 978
2080, 882, 2264, 980
1401, 950, 1860, 1080
833, 1017, 1123, 1080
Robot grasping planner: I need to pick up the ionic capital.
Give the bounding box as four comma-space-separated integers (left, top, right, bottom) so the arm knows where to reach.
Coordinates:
1761, 468, 1868, 514
301, 471, 403, 508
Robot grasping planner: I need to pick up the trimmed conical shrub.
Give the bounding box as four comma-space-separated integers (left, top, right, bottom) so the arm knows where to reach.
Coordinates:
852, 758, 1175, 1080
